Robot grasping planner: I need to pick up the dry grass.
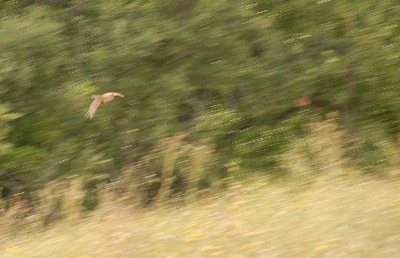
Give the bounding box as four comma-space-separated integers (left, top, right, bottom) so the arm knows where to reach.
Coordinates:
1, 175, 400, 258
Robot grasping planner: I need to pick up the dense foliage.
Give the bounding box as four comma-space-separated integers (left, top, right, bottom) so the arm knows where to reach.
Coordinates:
0, 0, 399, 209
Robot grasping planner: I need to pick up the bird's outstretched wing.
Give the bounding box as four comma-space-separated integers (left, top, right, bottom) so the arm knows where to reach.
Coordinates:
85, 98, 102, 119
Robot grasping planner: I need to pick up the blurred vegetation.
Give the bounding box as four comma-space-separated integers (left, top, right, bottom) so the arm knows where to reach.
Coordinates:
0, 0, 400, 225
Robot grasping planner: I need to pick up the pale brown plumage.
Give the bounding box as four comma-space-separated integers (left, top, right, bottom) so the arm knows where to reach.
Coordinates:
85, 92, 124, 119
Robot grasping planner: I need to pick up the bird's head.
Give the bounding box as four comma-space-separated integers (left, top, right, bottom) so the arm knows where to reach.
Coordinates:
113, 92, 124, 98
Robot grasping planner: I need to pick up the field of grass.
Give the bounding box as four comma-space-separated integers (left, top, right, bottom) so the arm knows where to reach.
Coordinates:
1, 176, 400, 257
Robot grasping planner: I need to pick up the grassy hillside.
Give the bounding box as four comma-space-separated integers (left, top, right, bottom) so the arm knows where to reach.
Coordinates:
1, 176, 400, 257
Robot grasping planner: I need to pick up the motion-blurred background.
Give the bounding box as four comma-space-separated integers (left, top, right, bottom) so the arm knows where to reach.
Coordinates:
1, 0, 400, 256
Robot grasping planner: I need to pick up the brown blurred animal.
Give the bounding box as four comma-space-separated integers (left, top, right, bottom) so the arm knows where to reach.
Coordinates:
85, 92, 124, 119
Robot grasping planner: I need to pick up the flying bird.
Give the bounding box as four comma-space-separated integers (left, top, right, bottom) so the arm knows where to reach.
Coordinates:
85, 92, 124, 119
